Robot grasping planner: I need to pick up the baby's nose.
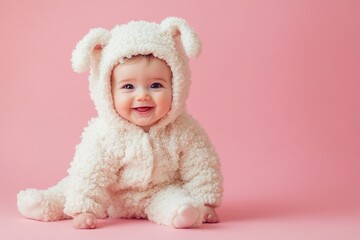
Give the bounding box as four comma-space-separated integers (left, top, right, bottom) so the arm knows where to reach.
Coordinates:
136, 88, 151, 101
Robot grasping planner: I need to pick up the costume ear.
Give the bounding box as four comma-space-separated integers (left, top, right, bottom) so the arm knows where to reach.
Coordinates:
161, 17, 201, 58
71, 28, 111, 73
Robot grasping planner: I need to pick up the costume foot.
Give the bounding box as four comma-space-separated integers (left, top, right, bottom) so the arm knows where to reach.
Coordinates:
172, 205, 201, 228
73, 213, 97, 229
17, 190, 43, 220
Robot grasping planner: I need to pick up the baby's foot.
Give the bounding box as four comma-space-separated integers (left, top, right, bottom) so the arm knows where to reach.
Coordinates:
73, 213, 97, 229
202, 205, 219, 223
172, 205, 201, 229
17, 190, 43, 220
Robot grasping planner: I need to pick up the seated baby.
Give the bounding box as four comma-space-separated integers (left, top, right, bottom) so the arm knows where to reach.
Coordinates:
17, 17, 223, 229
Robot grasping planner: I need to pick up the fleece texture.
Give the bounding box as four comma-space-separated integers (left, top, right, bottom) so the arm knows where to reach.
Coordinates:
17, 17, 223, 227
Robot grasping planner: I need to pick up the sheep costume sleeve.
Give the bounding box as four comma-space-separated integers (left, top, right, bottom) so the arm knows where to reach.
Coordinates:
64, 120, 123, 218
178, 115, 223, 207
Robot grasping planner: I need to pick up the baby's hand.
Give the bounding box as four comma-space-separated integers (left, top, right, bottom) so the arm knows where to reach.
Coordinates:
73, 212, 97, 229
203, 205, 219, 223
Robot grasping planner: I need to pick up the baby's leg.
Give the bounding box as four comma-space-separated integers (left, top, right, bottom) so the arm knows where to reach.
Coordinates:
145, 185, 203, 228
17, 178, 70, 221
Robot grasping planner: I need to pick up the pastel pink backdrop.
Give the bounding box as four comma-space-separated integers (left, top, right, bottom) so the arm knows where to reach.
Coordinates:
0, 0, 359, 239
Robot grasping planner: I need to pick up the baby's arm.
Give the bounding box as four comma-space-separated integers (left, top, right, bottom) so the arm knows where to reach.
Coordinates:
178, 117, 223, 222
64, 124, 122, 228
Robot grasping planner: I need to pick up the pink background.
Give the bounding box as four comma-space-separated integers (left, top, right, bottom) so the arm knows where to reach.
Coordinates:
1, 0, 359, 239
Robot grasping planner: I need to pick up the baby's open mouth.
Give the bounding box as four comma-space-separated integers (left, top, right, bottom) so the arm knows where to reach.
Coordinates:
133, 107, 153, 112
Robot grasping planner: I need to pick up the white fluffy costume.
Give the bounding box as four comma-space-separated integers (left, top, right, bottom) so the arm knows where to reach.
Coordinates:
17, 17, 223, 228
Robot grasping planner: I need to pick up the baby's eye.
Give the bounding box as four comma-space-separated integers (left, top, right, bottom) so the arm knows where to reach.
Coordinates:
150, 83, 163, 88
122, 84, 134, 89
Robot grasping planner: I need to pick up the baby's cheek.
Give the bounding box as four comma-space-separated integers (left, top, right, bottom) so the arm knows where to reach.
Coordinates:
160, 92, 172, 109
113, 94, 131, 116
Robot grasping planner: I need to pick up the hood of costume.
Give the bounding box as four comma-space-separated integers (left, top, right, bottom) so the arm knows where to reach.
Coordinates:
71, 17, 201, 131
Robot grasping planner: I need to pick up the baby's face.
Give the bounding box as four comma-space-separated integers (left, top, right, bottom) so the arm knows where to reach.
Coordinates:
111, 56, 172, 132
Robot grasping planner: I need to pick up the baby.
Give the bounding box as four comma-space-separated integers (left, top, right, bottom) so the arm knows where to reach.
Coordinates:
17, 17, 223, 229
